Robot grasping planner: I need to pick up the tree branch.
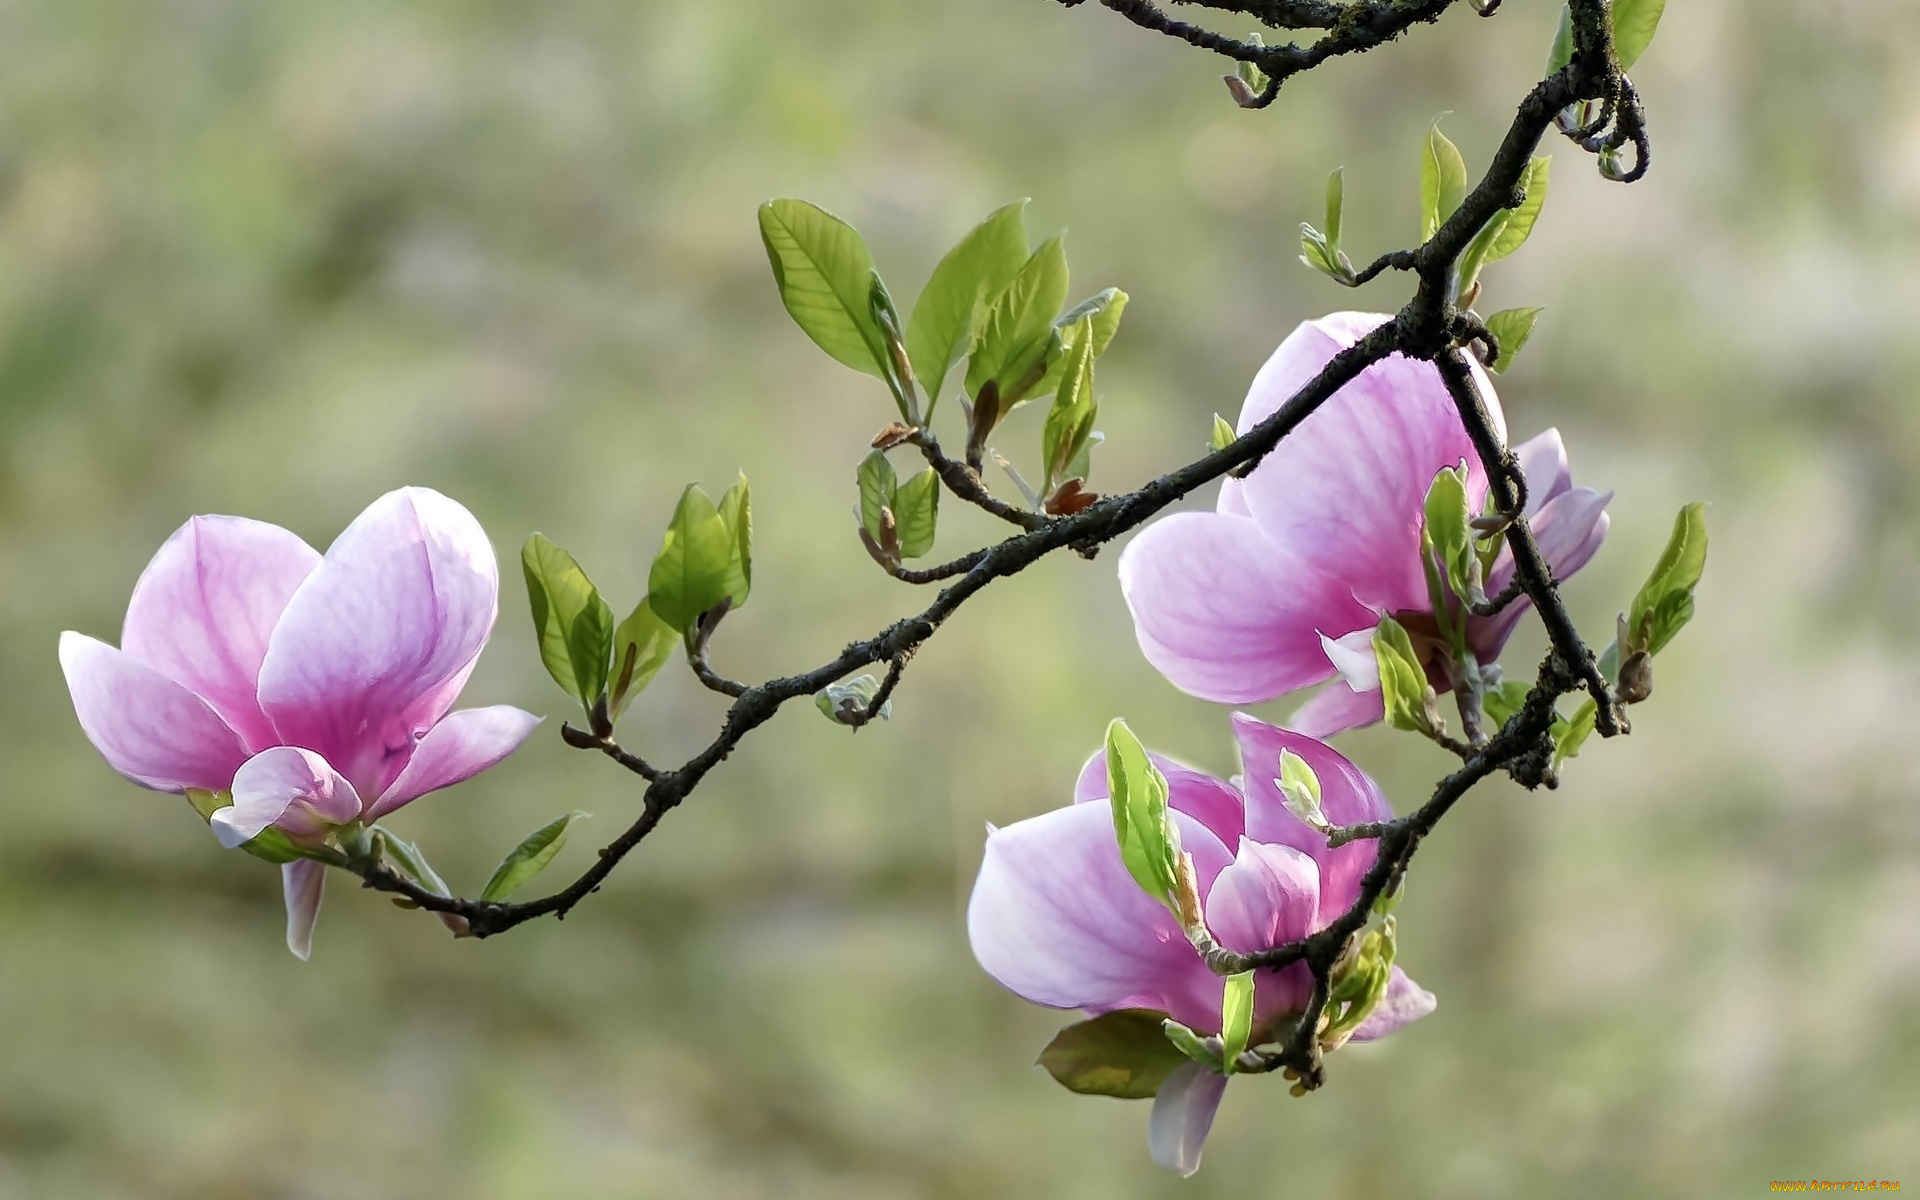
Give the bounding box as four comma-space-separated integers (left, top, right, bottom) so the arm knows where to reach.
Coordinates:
352, 0, 1646, 962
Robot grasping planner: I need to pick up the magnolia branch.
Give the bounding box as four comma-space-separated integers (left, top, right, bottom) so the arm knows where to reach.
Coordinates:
351, 0, 1640, 977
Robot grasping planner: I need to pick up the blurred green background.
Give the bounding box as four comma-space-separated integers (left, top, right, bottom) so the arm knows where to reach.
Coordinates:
2, 0, 1916, 1195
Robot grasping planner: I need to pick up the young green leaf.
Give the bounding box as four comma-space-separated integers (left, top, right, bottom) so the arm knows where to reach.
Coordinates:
1033, 287, 1128, 399
1105, 718, 1180, 910
1554, 698, 1598, 769
1324, 166, 1345, 250
522, 534, 616, 711
1210, 414, 1236, 452
1420, 120, 1470, 242
1545, 4, 1575, 75
1423, 465, 1480, 605
966, 236, 1070, 406
1487, 157, 1552, 262
906, 201, 1029, 415
856, 450, 898, 542
758, 199, 889, 378
1484, 307, 1544, 373
815, 672, 891, 725
1276, 748, 1329, 833
893, 467, 940, 559
1037, 1010, 1192, 1099
1374, 616, 1436, 735
1219, 971, 1256, 1074
717, 474, 753, 610
1300, 224, 1346, 280
1161, 1019, 1226, 1072
608, 597, 676, 719
1612, 0, 1666, 70
373, 827, 451, 897
479, 811, 588, 903
646, 485, 736, 635
1042, 316, 1097, 493
1627, 503, 1708, 655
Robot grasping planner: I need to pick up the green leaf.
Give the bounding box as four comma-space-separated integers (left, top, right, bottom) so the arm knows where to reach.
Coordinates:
1546, 5, 1575, 76
1484, 307, 1544, 374
1628, 503, 1709, 656
479, 811, 588, 903
1161, 1019, 1225, 1071
1420, 120, 1469, 242
239, 826, 311, 865
1612, 0, 1666, 70
1210, 414, 1236, 452
1480, 679, 1532, 729
1324, 167, 1345, 250
1486, 157, 1552, 262
1555, 699, 1598, 769
1042, 316, 1097, 493
608, 597, 676, 719
1374, 616, 1435, 735
906, 201, 1029, 416
522, 534, 616, 711
1033, 287, 1128, 400
758, 199, 889, 378
893, 467, 940, 559
717, 473, 753, 610
1423, 465, 1478, 605
856, 450, 898, 542
646, 485, 736, 635
373, 827, 450, 897
1455, 158, 1551, 303
1038, 1010, 1191, 1100
1219, 971, 1256, 1074
1105, 718, 1180, 908
1276, 748, 1329, 832
1299, 224, 1344, 279
966, 235, 1069, 405
815, 673, 890, 724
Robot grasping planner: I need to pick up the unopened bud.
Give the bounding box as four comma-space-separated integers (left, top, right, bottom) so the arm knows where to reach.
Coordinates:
1617, 649, 1654, 704
1043, 478, 1098, 516
1223, 74, 1262, 108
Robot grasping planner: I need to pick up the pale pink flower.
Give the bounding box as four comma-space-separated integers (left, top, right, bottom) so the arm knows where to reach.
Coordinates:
968, 714, 1435, 1174
60, 487, 540, 957
1120, 312, 1610, 734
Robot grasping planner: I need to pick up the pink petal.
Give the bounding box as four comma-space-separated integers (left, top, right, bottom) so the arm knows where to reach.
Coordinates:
1203, 839, 1319, 956
1230, 713, 1393, 925
258, 488, 500, 794
282, 859, 327, 961
212, 747, 362, 849
1474, 486, 1612, 660
1119, 510, 1371, 705
59, 631, 250, 793
1348, 966, 1437, 1043
968, 803, 1230, 1030
1288, 681, 1386, 739
1148, 1063, 1229, 1177
1235, 313, 1503, 614
366, 705, 542, 821
1072, 749, 1246, 848
1513, 428, 1572, 513
1205, 840, 1321, 1024
1217, 476, 1251, 518
120, 516, 320, 751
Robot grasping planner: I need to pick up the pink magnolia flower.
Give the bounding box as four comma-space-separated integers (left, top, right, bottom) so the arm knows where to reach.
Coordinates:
1119, 311, 1611, 735
59, 487, 541, 958
968, 714, 1435, 1175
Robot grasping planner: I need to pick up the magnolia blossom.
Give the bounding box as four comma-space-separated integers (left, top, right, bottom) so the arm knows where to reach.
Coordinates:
1120, 311, 1611, 735
59, 487, 540, 958
968, 714, 1435, 1175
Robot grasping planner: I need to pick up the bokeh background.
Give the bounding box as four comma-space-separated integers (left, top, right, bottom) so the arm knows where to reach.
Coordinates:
2, 0, 1916, 1195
